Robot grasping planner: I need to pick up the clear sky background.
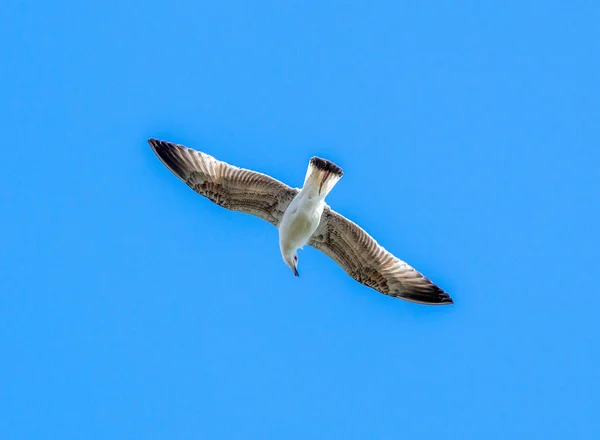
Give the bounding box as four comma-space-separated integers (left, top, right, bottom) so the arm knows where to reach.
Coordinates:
1, 1, 599, 439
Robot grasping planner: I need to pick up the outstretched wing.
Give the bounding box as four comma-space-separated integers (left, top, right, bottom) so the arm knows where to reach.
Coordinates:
149, 138, 298, 227
308, 207, 453, 305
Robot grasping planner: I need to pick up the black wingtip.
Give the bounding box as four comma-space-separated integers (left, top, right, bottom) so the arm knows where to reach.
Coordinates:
439, 296, 454, 305
147, 138, 169, 157
391, 278, 455, 305
404, 288, 454, 306
148, 137, 170, 152
147, 138, 189, 181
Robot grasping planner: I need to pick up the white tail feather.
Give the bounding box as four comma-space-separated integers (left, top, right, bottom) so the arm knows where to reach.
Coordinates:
302, 157, 344, 197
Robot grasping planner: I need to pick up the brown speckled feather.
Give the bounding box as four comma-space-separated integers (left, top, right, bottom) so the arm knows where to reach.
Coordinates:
308, 207, 453, 305
148, 138, 298, 227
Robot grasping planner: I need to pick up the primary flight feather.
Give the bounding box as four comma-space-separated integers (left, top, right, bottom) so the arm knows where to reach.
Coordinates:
149, 138, 453, 305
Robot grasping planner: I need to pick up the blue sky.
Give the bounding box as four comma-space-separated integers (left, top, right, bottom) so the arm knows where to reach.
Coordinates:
1, 0, 599, 438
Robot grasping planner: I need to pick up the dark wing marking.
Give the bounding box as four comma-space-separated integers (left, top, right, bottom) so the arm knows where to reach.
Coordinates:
149, 138, 298, 227
308, 207, 453, 305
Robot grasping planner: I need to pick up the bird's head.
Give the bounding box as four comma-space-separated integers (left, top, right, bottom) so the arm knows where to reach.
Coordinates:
284, 251, 299, 277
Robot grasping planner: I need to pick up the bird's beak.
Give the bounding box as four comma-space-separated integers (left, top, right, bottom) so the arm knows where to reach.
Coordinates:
293, 266, 299, 277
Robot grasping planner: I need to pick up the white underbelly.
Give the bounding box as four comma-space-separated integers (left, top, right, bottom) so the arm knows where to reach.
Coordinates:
284, 214, 315, 247
279, 198, 323, 251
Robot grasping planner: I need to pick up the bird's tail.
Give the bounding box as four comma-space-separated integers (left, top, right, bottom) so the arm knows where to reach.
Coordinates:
302, 157, 343, 197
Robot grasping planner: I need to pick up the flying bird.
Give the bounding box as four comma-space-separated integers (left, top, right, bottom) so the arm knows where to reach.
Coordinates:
149, 138, 453, 305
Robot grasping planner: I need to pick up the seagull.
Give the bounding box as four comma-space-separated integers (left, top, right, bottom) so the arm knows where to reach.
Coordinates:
149, 138, 453, 305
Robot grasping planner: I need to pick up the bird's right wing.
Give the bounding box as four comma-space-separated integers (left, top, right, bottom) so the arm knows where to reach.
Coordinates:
308, 207, 453, 305
149, 138, 298, 227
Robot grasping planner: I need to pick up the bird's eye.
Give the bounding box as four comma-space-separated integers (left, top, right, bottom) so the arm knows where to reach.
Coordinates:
294, 256, 298, 261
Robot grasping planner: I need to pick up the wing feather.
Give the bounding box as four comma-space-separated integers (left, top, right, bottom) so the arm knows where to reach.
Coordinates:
149, 138, 298, 226
308, 207, 453, 305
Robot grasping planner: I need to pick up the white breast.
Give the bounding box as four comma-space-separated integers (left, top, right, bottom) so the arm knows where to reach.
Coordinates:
279, 191, 325, 253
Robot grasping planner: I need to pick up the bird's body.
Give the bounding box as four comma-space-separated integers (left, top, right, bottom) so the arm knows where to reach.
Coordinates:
279, 191, 324, 256
278, 156, 341, 275
148, 138, 454, 305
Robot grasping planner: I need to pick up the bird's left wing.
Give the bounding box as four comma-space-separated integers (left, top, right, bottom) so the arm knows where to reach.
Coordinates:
149, 138, 298, 227
308, 207, 453, 305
